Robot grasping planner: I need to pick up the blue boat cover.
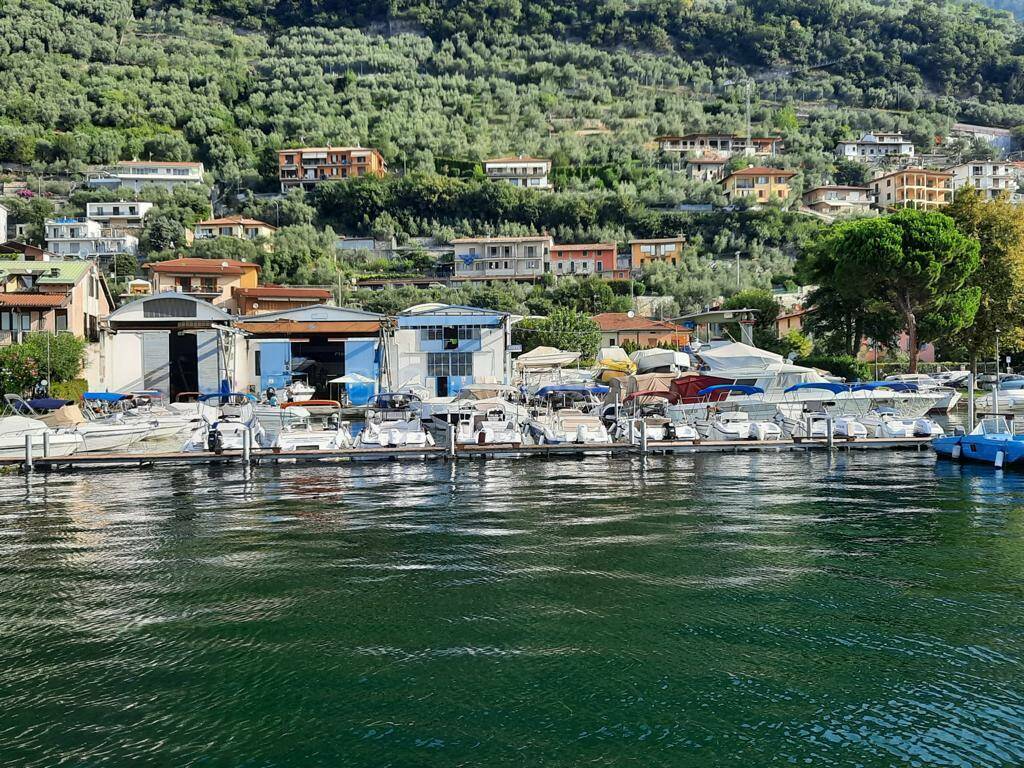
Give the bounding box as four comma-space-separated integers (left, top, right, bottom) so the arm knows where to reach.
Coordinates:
83, 392, 128, 402
24, 398, 74, 410
535, 385, 609, 397
784, 382, 848, 394
851, 381, 919, 392
697, 384, 764, 396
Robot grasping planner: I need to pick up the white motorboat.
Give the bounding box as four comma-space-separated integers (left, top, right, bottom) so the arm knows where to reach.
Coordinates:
527, 386, 611, 445
453, 404, 526, 447
84, 392, 193, 441
788, 413, 868, 439
272, 401, 353, 451
182, 393, 266, 452
0, 415, 83, 458
860, 408, 945, 438
695, 385, 782, 441
609, 390, 698, 443
883, 374, 961, 412
353, 393, 435, 451
976, 377, 1024, 414
682, 342, 943, 419
5, 395, 150, 453
285, 380, 316, 403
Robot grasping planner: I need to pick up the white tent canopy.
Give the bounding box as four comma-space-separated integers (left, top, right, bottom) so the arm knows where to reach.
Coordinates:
328, 373, 376, 385
695, 342, 784, 371
514, 346, 580, 369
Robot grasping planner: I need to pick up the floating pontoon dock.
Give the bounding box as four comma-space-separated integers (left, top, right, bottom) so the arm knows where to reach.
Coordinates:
2, 436, 934, 473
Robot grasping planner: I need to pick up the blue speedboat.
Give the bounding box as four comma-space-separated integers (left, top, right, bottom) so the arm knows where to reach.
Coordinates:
933, 417, 1024, 468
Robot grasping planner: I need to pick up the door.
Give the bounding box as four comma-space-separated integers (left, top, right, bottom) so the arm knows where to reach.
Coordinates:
168, 332, 199, 401
436, 377, 449, 398
258, 341, 292, 393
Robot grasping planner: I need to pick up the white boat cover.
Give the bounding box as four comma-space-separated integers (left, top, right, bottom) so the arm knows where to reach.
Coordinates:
515, 346, 581, 369
0, 415, 49, 436
696, 342, 785, 371
630, 348, 691, 372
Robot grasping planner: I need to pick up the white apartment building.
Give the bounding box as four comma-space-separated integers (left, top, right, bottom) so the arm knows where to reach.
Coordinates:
683, 157, 727, 182
451, 235, 553, 281
483, 157, 552, 190
87, 161, 205, 191
45, 218, 139, 258
947, 161, 1021, 201
85, 201, 154, 229
835, 132, 915, 162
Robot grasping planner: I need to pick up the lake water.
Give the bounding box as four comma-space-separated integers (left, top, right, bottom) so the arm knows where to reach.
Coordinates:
2, 451, 1023, 767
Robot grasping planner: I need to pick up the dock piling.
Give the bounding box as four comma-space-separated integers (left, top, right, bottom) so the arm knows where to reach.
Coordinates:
42, 432, 50, 458
826, 416, 834, 451
967, 373, 976, 430
242, 428, 251, 464
24, 434, 33, 473
447, 422, 456, 459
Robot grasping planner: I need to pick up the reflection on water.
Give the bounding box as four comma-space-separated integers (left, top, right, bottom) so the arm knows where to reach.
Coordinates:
1, 452, 1024, 767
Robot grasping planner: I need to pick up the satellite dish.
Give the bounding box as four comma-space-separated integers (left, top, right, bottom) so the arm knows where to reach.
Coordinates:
627, 310, 636, 319
787, 351, 798, 362
221, 261, 229, 268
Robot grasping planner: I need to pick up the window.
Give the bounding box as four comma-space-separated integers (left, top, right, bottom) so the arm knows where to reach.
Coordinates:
640, 245, 653, 254
526, 246, 536, 257
427, 352, 473, 377
202, 278, 217, 293
54, 310, 68, 331
664, 243, 676, 253
0, 312, 10, 330
21, 313, 31, 330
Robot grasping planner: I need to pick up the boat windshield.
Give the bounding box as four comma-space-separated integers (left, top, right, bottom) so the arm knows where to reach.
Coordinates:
974, 417, 1012, 435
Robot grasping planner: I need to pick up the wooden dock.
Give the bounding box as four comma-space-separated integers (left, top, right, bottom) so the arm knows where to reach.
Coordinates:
1, 437, 933, 472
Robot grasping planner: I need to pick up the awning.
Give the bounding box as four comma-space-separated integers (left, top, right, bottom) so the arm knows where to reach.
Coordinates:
514, 346, 581, 369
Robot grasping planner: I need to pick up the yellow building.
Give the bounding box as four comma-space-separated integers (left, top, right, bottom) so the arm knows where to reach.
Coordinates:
870, 168, 954, 210
629, 237, 686, 268
720, 167, 796, 204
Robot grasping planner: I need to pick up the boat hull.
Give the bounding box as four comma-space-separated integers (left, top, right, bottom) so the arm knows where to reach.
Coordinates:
934, 434, 1024, 466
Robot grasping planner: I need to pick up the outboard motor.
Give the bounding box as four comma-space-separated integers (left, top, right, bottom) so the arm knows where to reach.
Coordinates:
208, 426, 224, 453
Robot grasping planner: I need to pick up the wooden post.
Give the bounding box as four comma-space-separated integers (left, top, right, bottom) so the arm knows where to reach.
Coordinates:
24, 434, 33, 473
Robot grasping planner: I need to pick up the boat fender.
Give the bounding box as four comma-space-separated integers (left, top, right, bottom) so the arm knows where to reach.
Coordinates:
995, 449, 1005, 469
576, 424, 588, 444
951, 443, 961, 459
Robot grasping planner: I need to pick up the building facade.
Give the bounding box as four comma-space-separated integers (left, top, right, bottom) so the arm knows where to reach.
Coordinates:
87, 161, 205, 191
451, 235, 552, 281
85, 201, 153, 230
483, 157, 552, 190
44, 218, 139, 259
657, 134, 782, 157
835, 132, 915, 162
683, 157, 727, 182
393, 304, 510, 398
194, 216, 277, 243
592, 313, 689, 349
802, 185, 874, 216
870, 168, 954, 209
548, 243, 617, 277
278, 147, 387, 192
144, 257, 260, 309
629, 237, 686, 269
949, 123, 1014, 154
233, 286, 332, 316
947, 161, 1020, 201
0, 259, 111, 345
721, 167, 796, 204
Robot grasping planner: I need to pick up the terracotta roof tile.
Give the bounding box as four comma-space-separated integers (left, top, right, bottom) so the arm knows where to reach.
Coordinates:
145, 258, 260, 275
591, 312, 686, 332
0, 293, 69, 308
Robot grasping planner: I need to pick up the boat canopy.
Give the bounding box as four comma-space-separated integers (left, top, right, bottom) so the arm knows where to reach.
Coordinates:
83, 392, 129, 402
25, 398, 74, 411
851, 381, 919, 392
536, 385, 609, 397
783, 382, 849, 394
622, 389, 677, 404
696, 342, 784, 371
514, 346, 581, 369
697, 384, 764, 396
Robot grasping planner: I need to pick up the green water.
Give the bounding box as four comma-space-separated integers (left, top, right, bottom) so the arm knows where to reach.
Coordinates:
1, 452, 1023, 766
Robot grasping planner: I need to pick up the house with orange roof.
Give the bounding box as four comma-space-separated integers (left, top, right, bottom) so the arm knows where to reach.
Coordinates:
194, 215, 277, 249
721, 167, 797, 204
144, 257, 260, 309
483, 156, 552, 190
592, 312, 690, 349
278, 146, 387, 192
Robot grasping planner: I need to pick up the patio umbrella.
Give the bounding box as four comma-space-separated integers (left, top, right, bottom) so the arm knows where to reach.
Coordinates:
328, 373, 376, 385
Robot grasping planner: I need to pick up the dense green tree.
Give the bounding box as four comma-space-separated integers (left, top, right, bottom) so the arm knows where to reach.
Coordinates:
944, 188, 1024, 370
139, 215, 187, 255
512, 307, 601, 360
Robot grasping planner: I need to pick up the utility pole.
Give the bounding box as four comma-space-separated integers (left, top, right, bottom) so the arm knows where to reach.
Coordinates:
735, 251, 741, 291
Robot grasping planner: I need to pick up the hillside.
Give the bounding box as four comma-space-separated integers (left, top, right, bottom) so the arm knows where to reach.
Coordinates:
2, 0, 1024, 190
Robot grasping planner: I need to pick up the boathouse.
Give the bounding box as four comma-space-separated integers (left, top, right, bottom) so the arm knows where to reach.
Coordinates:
392, 304, 511, 397
97, 292, 246, 399
234, 305, 384, 404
